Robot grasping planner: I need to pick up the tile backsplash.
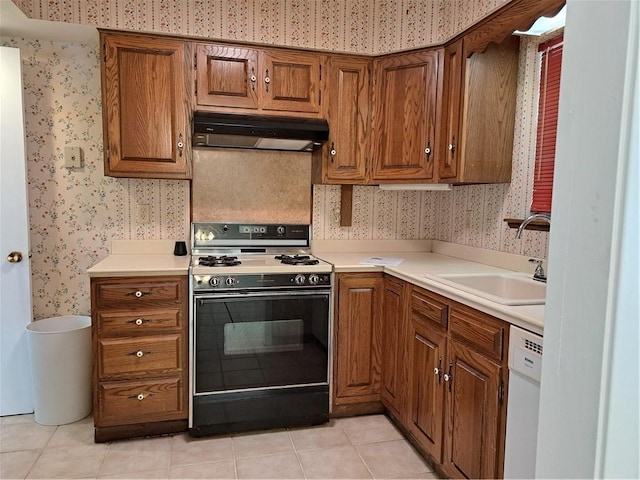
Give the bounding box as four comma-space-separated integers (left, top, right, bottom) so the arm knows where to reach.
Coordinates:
3, 0, 548, 321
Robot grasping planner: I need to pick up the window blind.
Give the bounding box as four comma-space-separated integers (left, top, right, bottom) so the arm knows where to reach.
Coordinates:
531, 35, 563, 213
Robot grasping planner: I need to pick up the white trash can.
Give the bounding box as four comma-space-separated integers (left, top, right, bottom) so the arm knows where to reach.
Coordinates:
26, 315, 92, 425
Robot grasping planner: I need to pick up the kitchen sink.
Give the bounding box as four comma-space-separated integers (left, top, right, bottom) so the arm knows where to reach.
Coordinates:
433, 273, 546, 305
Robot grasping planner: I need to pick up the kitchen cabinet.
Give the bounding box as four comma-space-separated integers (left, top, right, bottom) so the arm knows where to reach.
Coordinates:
407, 286, 449, 464
437, 36, 519, 184
380, 275, 409, 419
371, 50, 439, 182
405, 286, 509, 479
195, 43, 322, 116
91, 275, 189, 442
332, 273, 384, 415
312, 55, 371, 184
100, 31, 192, 179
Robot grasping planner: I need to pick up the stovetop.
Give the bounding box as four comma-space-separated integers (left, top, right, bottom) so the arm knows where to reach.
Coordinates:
191, 253, 332, 275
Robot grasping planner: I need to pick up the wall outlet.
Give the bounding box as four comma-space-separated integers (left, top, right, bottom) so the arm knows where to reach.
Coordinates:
136, 204, 150, 224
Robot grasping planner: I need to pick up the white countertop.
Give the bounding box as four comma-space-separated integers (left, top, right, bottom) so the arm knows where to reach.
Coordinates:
87, 254, 190, 277
87, 240, 190, 277
87, 239, 545, 335
313, 250, 545, 336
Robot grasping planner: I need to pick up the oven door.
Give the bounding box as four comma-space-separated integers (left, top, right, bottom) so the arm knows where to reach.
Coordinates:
193, 289, 330, 395
190, 289, 331, 435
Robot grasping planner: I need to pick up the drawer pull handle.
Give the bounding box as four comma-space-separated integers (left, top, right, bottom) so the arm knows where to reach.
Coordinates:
127, 318, 145, 326
126, 290, 151, 298
128, 392, 154, 401
128, 350, 152, 358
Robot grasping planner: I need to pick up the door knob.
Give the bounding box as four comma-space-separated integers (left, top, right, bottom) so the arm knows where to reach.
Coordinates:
7, 251, 23, 263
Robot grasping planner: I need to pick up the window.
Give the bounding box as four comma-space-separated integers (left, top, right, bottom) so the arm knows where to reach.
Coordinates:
531, 35, 563, 213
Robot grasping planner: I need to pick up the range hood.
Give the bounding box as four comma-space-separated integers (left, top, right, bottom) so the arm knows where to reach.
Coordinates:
193, 111, 329, 152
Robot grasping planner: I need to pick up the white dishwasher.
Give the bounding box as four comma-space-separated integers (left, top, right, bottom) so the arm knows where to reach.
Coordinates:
503, 325, 544, 479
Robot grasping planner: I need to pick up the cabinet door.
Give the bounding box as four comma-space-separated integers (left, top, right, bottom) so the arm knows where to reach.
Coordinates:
260, 50, 322, 114
439, 37, 519, 184
334, 274, 383, 403
380, 276, 407, 418
372, 51, 438, 181
409, 317, 447, 463
443, 339, 503, 480
195, 44, 259, 110
101, 33, 191, 179
438, 40, 463, 182
319, 56, 370, 183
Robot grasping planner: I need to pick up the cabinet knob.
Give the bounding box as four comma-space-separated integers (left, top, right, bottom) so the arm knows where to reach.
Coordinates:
177, 133, 184, 157
128, 392, 154, 401
126, 290, 151, 298
126, 318, 145, 325
424, 147, 431, 155
330, 142, 336, 158
264, 69, 270, 92
250, 67, 257, 91
128, 350, 151, 357
135, 318, 143, 326
448, 143, 455, 152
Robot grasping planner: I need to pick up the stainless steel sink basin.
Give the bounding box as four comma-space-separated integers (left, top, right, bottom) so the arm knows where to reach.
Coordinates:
434, 273, 546, 305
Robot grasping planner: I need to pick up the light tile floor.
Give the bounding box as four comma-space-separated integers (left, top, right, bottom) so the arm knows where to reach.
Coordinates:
0, 413, 441, 479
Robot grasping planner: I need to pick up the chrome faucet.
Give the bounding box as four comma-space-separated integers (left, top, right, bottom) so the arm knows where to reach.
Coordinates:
528, 258, 547, 283
515, 213, 551, 239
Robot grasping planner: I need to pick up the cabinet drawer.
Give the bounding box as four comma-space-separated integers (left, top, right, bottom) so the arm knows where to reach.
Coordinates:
94, 278, 184, 307
97, 309, 182, 336
449, 305, 506, 361
99, 335, 182, 378
96, 377, 185, 426
411, 287, 448, 330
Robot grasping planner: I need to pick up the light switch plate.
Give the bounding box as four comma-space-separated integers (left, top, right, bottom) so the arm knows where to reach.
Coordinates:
64, 146, 83, 168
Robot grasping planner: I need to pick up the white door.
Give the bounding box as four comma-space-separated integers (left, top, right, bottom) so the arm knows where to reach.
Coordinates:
0, 46, 34, 416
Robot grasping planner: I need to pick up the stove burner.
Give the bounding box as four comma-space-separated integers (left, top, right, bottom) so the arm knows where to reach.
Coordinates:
275, 254, 320, 266
198, 255, 241, 267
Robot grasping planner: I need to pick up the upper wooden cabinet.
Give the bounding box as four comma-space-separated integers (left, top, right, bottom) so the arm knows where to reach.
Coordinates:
371, 51, 439, 182
195, 43, 322, 116
437, 36, 520, 184
313, 55, 371, 184
100, 31, 192, 179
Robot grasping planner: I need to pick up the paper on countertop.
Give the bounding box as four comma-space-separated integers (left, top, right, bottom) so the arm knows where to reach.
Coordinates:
360, 257, 404, 266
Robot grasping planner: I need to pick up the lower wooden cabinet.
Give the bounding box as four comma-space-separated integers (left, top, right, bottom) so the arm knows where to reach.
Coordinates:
333, 274, 510, 478
407, 286, 510, 479
332, 273, 384, 415
408, 289, 448, 463
90, 275, 189, 441
380, 275, 408, 419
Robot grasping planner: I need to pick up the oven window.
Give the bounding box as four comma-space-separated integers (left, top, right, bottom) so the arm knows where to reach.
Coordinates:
194, 293, 329, 393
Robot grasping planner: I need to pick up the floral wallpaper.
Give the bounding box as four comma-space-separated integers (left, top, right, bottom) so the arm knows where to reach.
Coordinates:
3, 0, 547, 322
11, 0, 510, 54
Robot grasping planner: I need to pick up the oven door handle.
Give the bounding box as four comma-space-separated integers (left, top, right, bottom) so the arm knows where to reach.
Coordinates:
194, 289, 331, 302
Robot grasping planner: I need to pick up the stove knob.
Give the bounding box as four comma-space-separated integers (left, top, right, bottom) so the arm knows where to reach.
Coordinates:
276, 226, 285, 235
209, 276, 220, 287
308, 274, 319, 285
294, 274, 306, 285
225, 276, 236, 286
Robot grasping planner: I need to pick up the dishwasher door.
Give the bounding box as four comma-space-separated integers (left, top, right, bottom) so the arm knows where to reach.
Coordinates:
503, 325, 543, 479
